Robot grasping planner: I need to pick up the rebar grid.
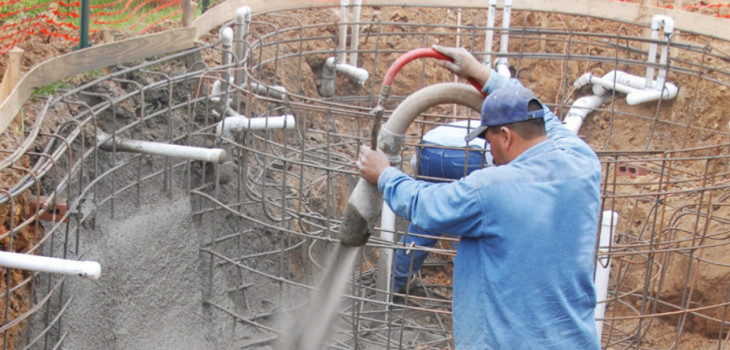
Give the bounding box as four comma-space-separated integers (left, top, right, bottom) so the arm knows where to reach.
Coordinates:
0, 3, 729, 350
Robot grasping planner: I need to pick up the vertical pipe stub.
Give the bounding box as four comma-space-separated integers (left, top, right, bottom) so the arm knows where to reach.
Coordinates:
233, 6, 252, 109
496, 0, 512, 77
595, 211, 618, 343
484, 0, 497, 66
318, 57, 337, 97
337, 0, 350, 64
220, 27, 234, 115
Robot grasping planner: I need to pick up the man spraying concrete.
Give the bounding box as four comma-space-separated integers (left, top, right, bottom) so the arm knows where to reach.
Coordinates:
356, 46, 602, 349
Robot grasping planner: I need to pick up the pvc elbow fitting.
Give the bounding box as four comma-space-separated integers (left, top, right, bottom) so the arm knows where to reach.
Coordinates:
652, 15, 674, 35
236, 6, 251, 23
495, 59, 511, 78
564, 95, 605, 134
324, 56, 369, 86
574, 73, 594, 90
210, 77, 234, 103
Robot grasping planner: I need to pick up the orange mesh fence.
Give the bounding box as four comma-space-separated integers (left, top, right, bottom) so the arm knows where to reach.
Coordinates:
0, 0, 188, 55
1, 0, 728, 57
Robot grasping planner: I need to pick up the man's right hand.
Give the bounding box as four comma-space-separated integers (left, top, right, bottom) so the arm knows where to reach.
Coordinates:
356, 145, 390, 185
433, 45, 491, 88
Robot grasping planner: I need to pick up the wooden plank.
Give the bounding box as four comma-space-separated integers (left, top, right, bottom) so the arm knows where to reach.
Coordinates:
433, 0, 727, 40
24, 27, 196, 88
471, 0, 729, 40
193, 0, 340, 37
0, 47, 24, 102
194, 0, 730, 42
0, 27, 197, 135
0, 81, 34, 137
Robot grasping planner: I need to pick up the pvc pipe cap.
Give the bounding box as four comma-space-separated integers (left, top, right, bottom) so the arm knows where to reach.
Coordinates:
83, 261, 102, 280
220, 27, 234, 44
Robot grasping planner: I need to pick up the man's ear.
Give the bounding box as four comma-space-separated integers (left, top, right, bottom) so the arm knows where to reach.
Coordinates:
500, 126, 513, 148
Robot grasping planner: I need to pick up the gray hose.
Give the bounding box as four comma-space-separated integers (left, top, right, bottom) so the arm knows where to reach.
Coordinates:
338, 82, 484, 246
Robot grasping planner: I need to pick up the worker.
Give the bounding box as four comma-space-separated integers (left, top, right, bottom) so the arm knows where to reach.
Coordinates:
394, 120, 492, 294
356, 45, 602, 349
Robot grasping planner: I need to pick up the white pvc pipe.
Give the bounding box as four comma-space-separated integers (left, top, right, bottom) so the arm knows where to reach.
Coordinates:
235, 6, 251, 39
372, 202, 397, 322
495, 63, 510, 78
336, 62, 369, 86
577, 71, 678, 105
484, 0, 497, 66
599, 70, 651, 93
626, 89, 666, 105
379, 205, 396, 293
337, 0, 350, 64
564, 95, 606, 134
655, 16, 674, 89
220, 27, 234, 60
234, 6, 251, 87
233, 6, 251, 109
0, 251, 101, 280
251, 82, 287, 99
97, 133, 228, 164
595, 211, 618, 344
573, 72, 594, 90
325, 56, 369, 86
210, 78, 233, 103
645, 22, 659, 88
646, 15, 674, 89
213, 78, 287, 101
220, 27, 234, 113
575, 73, 636, 97
605, 70, 678, 105
348, 0, 362, 67
216, 114, 296, 139
495, 0, 512, 77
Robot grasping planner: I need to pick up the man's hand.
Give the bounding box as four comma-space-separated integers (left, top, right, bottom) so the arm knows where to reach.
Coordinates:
433, 45, 491, 87
356, 145, 390, 185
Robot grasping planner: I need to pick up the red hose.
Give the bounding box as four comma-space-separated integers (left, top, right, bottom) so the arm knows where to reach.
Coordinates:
382, 48, 486, 96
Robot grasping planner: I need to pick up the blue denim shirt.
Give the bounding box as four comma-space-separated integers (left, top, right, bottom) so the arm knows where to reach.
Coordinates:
378, 72, 602, 349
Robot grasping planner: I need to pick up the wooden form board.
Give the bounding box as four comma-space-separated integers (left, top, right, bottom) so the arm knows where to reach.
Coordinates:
206, 0, 728, 40
0, 48, 24, 103
0, 27, 195, 135
2, 0, 728, 135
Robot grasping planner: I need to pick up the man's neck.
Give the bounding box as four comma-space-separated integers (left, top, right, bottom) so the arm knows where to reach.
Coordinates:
508, 135, 548, 162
